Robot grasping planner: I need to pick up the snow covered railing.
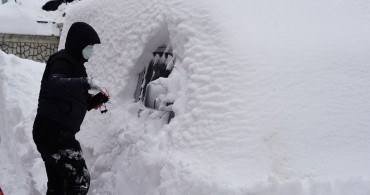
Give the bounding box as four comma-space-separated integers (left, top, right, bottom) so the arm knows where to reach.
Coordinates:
0, 33, 59, 62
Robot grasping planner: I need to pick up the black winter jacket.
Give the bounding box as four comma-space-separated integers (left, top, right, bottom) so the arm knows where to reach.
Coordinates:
36, 22, 101, 132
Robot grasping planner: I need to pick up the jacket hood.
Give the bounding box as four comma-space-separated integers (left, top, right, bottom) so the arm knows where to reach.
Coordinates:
65, 22, 101, 63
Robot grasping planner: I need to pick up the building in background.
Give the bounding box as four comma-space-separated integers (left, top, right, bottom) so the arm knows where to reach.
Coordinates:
0, 21, 63, 62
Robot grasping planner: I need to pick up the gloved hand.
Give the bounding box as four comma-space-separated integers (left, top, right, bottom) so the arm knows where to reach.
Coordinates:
87, 77, 104, 90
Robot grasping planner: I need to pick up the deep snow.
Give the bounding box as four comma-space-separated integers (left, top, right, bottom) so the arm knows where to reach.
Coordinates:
0, 0, 66, 35
1, 0, 370, 194
0, 50, 45, 194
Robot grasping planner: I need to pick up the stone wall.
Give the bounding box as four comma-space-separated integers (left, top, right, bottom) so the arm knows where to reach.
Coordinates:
0, 33, 60, 63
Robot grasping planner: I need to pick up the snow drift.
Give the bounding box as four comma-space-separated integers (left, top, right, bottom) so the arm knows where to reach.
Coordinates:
59, 0, 370, 194
0, 0, 65, 35
1, 0, 370, 194
0, 51, 45, 194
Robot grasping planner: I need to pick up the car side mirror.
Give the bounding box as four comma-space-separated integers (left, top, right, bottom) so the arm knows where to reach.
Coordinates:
144, 82, 168, 110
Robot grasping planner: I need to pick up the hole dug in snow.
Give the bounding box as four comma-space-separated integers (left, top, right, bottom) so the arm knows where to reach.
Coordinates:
134, 41, 177, 123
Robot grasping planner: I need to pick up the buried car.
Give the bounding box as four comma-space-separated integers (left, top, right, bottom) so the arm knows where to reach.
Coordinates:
134, 45, 176, 123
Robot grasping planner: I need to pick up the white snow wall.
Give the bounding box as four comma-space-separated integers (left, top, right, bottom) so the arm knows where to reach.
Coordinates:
60, 0, 370, 194
0, 51, 45, 194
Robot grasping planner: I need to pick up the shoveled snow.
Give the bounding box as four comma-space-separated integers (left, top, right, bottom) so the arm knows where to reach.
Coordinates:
0, 50, 45, 194
1, 0, 370, 194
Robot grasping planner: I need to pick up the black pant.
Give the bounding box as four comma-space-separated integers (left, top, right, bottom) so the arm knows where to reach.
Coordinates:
33, 115, 90, 195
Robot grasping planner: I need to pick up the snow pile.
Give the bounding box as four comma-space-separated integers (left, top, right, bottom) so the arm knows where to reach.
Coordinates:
0, 50, 45, 194
1, 0, 370, 194
60, 0, 370, 194
0, 0, 65, 35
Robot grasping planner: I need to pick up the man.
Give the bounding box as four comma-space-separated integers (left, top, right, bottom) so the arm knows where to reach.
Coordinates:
33, 22, 108, 194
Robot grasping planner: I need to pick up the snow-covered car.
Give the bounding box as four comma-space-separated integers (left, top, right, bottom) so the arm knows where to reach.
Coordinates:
134, 45, 175, 122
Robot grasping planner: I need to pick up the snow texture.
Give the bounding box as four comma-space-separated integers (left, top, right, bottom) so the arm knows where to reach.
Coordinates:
0, 0, 66, 35
1, 0, 370, 194
0, 50, 45, 194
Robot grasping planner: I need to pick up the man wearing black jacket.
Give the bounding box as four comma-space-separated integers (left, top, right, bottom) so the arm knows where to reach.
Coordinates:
33, 22, 107, 195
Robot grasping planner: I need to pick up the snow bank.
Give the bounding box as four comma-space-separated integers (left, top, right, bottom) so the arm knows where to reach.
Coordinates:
0, 0, 65, 35
0, 51, 45, 194
58, 0, 370, 194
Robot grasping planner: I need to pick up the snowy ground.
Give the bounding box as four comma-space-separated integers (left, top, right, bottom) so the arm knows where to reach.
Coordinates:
1, 0, 370, 194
